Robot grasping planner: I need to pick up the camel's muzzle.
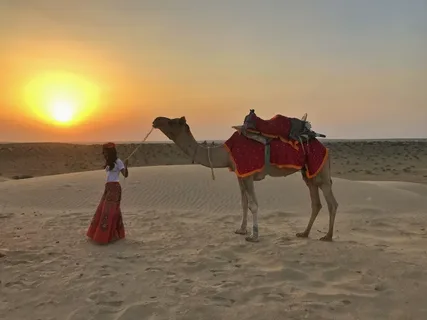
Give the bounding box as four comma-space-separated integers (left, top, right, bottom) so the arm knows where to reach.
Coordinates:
152, 117, 170, 129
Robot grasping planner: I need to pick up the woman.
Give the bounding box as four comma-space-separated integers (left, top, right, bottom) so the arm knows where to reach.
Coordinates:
87, 142, 129, 244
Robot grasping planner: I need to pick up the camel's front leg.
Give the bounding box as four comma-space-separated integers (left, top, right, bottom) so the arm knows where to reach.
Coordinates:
235, 178, 248, 235
242, 177, 259, 242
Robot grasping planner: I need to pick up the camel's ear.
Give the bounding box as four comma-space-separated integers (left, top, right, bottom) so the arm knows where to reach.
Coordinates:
179, 116, 186, 125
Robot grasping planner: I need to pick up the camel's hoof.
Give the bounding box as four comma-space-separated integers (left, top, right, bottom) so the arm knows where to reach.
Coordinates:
319, 235, 333, 242
296, 232, 309, 238
235, 229, 248, 235
245, 235, 259, 242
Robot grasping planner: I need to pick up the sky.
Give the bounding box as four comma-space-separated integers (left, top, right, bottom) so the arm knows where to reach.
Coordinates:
0, 0, 426, 142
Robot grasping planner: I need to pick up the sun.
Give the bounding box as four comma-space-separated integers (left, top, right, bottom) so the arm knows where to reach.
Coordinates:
23, 71, 100, 127
50, 99, 75, 124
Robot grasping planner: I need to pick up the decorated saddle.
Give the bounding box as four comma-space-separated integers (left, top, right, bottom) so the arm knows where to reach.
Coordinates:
225, 110, 328, 178
232, 109, 326, 147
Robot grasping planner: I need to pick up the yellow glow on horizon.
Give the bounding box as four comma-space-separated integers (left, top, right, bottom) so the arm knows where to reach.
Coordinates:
23, 72, 100, 127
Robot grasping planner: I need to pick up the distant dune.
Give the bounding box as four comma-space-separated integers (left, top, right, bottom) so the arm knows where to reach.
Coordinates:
1, 140, 427, 184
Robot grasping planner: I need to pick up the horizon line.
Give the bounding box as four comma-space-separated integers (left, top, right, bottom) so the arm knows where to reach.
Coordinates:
1, 138, 427, 145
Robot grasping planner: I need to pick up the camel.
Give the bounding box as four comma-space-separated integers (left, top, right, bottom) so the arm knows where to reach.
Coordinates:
152, 116, 338, 243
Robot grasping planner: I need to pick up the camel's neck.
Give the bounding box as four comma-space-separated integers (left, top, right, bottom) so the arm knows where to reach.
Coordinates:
174, 134, 230, 168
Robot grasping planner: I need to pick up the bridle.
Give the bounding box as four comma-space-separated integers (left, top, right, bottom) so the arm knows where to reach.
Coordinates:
159, 122, 217, 180
189, 141, 218, 180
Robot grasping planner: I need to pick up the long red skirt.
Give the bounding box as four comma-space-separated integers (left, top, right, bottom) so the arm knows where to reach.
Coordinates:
87, 182, 125, 244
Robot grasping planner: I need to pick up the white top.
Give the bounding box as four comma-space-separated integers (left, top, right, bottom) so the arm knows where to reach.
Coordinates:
105, 158, 125, 182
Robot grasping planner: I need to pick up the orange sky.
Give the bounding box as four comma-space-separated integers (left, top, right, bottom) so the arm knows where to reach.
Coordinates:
1, 1, 426, 142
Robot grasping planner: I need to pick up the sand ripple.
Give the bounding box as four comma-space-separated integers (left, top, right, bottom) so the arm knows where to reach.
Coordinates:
1, 166, 427, 319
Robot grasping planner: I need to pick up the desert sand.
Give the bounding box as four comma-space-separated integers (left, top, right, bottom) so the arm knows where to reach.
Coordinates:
1, 141, 427, 319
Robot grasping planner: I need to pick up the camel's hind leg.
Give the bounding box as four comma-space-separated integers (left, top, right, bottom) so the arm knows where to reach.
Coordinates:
317, 156, 338, 241
298, 155, 338, 241
318, 181, 338, 241
235, 178, 249, 235
296, 180, 322, 238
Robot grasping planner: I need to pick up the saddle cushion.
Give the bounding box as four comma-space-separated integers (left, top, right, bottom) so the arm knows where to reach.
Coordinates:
237, 114, 306, 148
249, 114, 292, 137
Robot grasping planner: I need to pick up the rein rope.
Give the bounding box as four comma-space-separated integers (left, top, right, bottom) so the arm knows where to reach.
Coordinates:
123, 125, 218, 183
121, 126, 154, 187
191, 143, 219, 181
125, 126, 154, 162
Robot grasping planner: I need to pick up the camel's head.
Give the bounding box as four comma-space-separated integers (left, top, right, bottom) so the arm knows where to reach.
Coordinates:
152, 116, 189, 141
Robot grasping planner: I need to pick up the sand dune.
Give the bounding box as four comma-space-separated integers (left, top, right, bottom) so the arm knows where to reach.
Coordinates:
1, 165, 427, 319
1, 140, 427, 184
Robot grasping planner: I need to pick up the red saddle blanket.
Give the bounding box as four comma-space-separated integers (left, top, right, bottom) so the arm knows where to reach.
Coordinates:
245, 114, 296, 144
224, 131, 328, 178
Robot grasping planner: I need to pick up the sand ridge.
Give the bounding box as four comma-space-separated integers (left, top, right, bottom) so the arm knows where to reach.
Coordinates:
1, 140, 427, 184
1, 166, 427, 319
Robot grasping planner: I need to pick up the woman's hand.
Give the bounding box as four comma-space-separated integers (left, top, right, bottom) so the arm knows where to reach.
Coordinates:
121, 159, 129, 178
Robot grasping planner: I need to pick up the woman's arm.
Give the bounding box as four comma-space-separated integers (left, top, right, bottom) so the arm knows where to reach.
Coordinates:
120, 159, 129, 178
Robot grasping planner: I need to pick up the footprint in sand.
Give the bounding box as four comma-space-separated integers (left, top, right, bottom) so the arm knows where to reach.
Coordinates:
88, 290, 124, 308
212, 280, 241, 289
0, 212, 14, 219
321, 266, 351, 282
274, 236, 298, 246
145, 267, 162, 272
114, 302, 165, 320
210, 295, 236, 307
183, 278, 193, 284
239, 286, 289, 304
263, 267, 309, 282
4, 279, 39, 291
317, 267, 377, 297
262, 291, 291, 302
210, 268, 227, 276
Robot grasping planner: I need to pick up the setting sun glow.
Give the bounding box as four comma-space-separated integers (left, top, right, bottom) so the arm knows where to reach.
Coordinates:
23, 72, 100, 127
51, 99, 75, 124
